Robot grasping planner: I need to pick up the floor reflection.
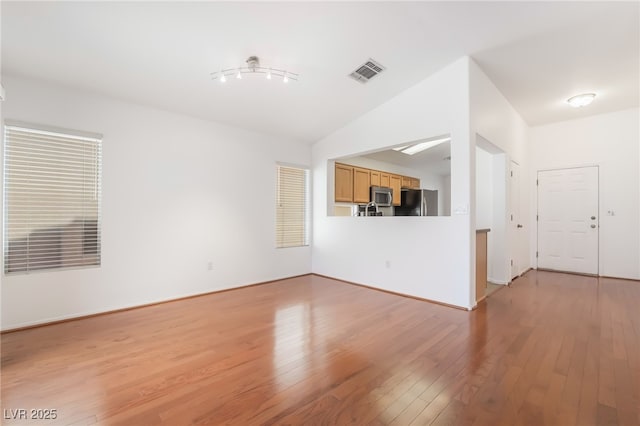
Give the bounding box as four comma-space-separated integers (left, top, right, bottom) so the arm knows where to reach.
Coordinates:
272, 303, 315, 391
5, 273, 628, 424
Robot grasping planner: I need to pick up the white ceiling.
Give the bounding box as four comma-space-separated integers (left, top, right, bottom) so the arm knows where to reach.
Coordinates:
362, 141, 452, 177
2, 2, 638, 143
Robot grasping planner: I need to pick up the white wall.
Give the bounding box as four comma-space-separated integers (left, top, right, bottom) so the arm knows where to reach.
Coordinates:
443, 175, 451, 216
1, 75, 311, 330
312, 57, 474, 309
491, 153, 509, 284
470, 60, 530, 281
476, 147, 494, 281
475, 145, 509, 285
529, 108, 640, 280
476, 148, 494, 229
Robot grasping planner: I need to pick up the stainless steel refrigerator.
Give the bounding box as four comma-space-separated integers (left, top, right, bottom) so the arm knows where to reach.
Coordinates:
394, 189, 439, 216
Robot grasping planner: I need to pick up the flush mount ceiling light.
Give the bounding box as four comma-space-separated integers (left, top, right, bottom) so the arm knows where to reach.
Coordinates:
211, 56, 298, 83
567, 93, 596, 108
393, 137, 451, 156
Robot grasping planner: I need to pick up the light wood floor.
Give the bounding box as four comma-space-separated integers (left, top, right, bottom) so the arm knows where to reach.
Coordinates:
1, 271, 639, 425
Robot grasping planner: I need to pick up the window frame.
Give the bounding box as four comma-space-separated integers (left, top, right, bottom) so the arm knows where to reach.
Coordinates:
3, 120, 103, 275
275, 163, 311, 249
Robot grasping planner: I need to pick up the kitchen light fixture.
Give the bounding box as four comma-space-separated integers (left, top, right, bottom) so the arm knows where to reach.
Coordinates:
211, 56, 298, 83
567, 93, 596, 108
393, 137, 451, 156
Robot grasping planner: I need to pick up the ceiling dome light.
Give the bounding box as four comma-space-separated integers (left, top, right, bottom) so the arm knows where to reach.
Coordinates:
567, 93, 596, 108
211, 56, 298, 83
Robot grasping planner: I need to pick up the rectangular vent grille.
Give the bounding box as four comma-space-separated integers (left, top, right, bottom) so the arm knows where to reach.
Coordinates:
349, 58, 386, 83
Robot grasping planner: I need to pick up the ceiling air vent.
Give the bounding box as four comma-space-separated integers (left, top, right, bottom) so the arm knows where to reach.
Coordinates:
349, 58, 386, 84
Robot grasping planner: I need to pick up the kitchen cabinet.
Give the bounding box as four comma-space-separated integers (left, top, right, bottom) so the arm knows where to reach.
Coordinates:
335, 163, 353, 202
400, 175, 421, 189
390, 175, 402, 206
370, 170, 381, 187
335, 163, 417, 205
380, 173, 390, 188
401, 176, 412, 188
353, 167, 371, 204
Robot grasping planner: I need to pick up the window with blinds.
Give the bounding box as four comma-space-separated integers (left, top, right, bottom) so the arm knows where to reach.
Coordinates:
3, 123, 102, 274
276, 165, 310, 248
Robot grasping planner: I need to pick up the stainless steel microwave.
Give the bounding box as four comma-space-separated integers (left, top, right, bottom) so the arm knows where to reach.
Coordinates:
370, 186, 393, 207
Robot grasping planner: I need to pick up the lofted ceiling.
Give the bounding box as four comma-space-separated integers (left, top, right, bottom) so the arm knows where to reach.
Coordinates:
362, 141, 452, 177
2, 2, 638, 143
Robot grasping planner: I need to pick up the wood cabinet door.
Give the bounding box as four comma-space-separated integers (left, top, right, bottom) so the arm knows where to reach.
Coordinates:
401, 176, 412, 188
353, 167, 371, 204
476, 231, 488, 301
380, 173, 390, 188
370, 170, 381, 187
390, 175, 402, 206
335, 163, 353, 202
411, 178, 420, 189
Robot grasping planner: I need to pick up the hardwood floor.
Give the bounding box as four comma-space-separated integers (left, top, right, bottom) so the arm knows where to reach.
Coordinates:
1, 271, 639, 425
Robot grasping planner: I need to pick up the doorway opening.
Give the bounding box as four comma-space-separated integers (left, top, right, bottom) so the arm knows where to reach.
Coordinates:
475, 135, 509, 300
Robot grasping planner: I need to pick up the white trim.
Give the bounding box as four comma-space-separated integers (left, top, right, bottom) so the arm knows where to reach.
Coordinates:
536, 163, 601, 173
4, 120, 103, 141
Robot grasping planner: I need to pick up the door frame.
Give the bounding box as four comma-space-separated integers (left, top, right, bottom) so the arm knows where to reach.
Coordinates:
509, 160, 521, 279
535, 164, 600, 274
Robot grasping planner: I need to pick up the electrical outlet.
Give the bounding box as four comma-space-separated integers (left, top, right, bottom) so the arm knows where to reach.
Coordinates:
385, 260, 391, 269
207, 261, 213, 271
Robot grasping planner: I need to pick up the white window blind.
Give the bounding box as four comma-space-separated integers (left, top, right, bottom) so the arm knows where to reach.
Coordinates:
276, 165, 309, 248
3, 123, 102, 274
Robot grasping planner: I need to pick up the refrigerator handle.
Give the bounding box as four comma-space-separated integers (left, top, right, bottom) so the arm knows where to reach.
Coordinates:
422, 194, 428, 216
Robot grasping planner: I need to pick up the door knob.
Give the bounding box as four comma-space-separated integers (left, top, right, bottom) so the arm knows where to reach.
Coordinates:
591, 216, 596, 220
590, 224, 596, 228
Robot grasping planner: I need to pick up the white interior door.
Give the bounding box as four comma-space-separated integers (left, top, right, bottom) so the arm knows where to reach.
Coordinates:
509, 161, 523, 278
537, 167, 599, 275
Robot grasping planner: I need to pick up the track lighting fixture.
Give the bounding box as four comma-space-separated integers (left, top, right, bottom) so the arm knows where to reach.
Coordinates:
211, 56, 298, 83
